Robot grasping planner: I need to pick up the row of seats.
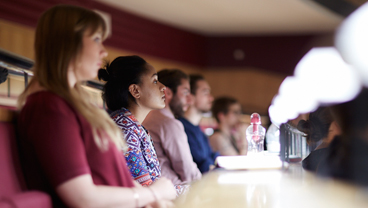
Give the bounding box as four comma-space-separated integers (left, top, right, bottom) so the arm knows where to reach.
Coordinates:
0, 105, 52, 208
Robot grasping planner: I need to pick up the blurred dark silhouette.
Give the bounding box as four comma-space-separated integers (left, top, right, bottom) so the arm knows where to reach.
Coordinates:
0, 67, 8, 84
318, 87, 368, 186
297, 107, 341, 172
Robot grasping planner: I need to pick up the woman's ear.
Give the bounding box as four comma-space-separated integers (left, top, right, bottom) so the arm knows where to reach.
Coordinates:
330, 121, 342, 135
129, 84, 140, 99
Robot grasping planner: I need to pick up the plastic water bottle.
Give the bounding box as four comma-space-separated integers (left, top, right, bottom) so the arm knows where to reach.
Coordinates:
266, 123, 280, 154
246, 113, 266, 154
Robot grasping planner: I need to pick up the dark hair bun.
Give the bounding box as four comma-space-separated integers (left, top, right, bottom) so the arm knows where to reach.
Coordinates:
297, 118, 324, 143
297, 120, 310, 135
307, 117, 324, 143
99, 55, 148, 111
98, 68, 109, 81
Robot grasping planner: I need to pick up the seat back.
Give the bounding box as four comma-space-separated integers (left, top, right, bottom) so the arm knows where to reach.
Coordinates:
0, 106, 52, 208
0, 107, 25, 195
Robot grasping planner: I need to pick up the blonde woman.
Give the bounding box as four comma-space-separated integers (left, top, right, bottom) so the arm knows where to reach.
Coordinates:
17, 5, 175, 208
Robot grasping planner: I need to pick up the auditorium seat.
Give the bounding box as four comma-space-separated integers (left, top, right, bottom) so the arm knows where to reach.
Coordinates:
0, 106, 52, 208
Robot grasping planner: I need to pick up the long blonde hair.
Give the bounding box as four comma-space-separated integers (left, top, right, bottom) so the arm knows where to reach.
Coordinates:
18, 5, 124, 150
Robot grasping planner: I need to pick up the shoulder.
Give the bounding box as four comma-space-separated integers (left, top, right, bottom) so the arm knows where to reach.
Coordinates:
160, 118, 187, 140
145, 111, 183, 130
19, 91, 88, 143
162, 116, 183, 128
209, 132, 225, 141
111, 109, 138, 128
178, 117, 187, 124
110, 109, 128, 121
110, 110, 124, 122
23, 91, 76, 116
178, 117, 193, 130
26, 91, 69, 106
145, 110, 171, 125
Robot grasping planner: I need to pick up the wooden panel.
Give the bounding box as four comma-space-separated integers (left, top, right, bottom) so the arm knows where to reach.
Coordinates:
0, 20, 35, 60
104, 47, 203, 74
206, 35, 322, 75
0, 0, 333, 74
0, 107, 16, 122
0, 19, 285, 116
0, 0, 207, 67
204, 68, 285, 115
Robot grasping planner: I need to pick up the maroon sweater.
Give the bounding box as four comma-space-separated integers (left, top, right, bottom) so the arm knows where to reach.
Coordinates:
18, 91, 134, 207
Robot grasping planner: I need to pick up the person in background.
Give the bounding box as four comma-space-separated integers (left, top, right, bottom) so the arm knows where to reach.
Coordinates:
318, 88, 368, 186
17, 5, 175, 208
210, 96, 248, 156
179, 74, 219, 173
297, 107, 341, 172
143, 69, 201, 194
99, 57, 186, 196
99, 55, 166, 187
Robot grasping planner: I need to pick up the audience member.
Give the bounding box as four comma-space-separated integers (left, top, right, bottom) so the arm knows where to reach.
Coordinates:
297, 107, 341, 172
99, 55, 166, 186
17, 5, 175, 208
143, 69, 201, 193
318, 88, 368, 186
210, 96, 248, 156
179, 74, 219, 173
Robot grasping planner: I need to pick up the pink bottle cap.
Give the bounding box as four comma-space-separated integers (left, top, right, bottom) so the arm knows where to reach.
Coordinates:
250, 113, 261, 124
251, 113, 261, 133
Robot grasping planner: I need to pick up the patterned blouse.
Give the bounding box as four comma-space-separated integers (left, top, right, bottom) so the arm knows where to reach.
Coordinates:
111, 108, 161, 186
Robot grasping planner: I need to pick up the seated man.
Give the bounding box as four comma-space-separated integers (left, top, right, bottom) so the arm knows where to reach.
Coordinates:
210, 96, 248, 156
178, 74, 220, 173
143, 69, 201, 187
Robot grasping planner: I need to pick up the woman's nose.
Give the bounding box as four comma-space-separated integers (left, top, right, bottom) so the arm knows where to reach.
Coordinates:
101, 45, 108, 58
160, 83, 166, 91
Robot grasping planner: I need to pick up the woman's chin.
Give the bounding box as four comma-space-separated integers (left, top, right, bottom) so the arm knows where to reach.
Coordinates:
149, 100, 166, 110
149, 104, 165, 111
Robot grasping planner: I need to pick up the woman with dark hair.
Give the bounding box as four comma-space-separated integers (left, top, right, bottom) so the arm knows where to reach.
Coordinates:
297, 107, 341, 171
18, 5, 175, 207
99, 56, 186, 195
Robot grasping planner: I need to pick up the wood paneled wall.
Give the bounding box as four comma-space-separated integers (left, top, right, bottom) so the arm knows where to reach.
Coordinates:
0, 19, 286, 114
0, 20, 35, 59
205, 68, 284, 115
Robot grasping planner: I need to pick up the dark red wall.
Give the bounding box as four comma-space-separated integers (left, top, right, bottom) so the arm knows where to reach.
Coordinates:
0, 0, 330, 75
206, 35, 317, 74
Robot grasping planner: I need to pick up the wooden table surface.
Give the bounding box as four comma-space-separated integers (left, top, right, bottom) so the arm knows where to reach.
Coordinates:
175, 163, 368, 208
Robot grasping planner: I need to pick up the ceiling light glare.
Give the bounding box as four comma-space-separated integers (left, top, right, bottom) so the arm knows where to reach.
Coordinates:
269, 47, 361, 126
294, 47, 361, 104
335, 2, 368, 87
